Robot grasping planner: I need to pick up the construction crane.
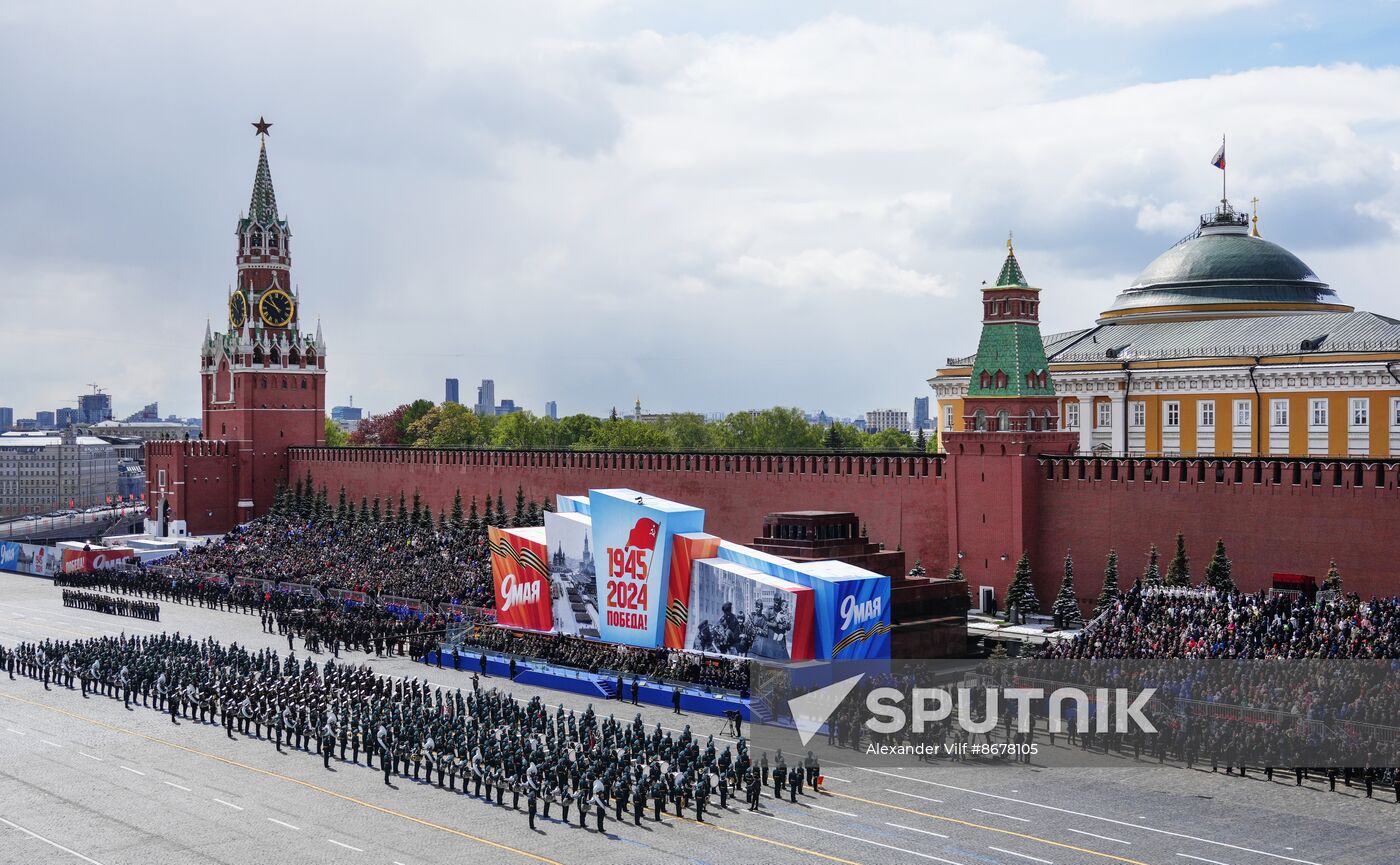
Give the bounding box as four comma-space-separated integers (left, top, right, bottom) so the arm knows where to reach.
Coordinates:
85, 383, 105, 394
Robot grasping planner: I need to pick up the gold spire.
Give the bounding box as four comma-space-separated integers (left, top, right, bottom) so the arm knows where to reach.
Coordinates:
1250, 196, 1260, 237
1007, 230, 1014, 252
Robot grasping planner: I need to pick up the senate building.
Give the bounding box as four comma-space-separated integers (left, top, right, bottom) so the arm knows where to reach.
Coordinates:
931, 200, 1400, 458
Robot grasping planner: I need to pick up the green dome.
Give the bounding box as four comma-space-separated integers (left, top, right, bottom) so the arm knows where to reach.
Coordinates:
1102, 209, 1346, 321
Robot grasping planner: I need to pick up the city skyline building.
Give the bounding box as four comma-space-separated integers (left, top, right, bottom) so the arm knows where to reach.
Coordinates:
913, 396, 930, 430
474, 379, 496, 417
864, 408, 910, 434
544, 400, 558, 420
77, 392, 113, 424
444, 377, 459, 405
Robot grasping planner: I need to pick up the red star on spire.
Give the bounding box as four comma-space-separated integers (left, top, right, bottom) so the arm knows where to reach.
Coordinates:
252, 116, 273, 137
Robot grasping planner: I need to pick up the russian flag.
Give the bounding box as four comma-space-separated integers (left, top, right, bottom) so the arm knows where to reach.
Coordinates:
1211, 142, 1226, 170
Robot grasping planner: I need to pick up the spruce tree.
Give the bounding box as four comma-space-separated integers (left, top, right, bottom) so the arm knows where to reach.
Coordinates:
908, 560, 927, 578
451, 490, 464, 528
1204, 538, 1234, 594
1322, 560, 1342, 594
494, 490, 507, 527
347, 499, 357, 522
1142, 543, 1161, 586
527, 498, 541, 526
337, 487, 348, 522
293, 476, 305, 514
303, 470, 315, 517
824, 424, 841, 449
411, 491, 423, 527
1052, 551, 1082, 629
397, 491, 409, 528
1165, 532, 1190, 587
947, 561, 964, 580
543, 497, 555, 513
915, 427, 927, 451
437, 509, 448, 535
1093, 549, 1120, 619
1004, 552, 1039, 624
512, 485, 527, 527
988, 640, 1010, 660
359, 496, 370, 523
468, 496, 481, 533
371, 496, 382, 523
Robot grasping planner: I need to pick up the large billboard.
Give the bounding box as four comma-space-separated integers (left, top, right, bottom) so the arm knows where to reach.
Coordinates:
717, 541, 891, 660
684, 558, 814, 661
488, 526, 554, 632
0, 541, 59, 577
589, 489, 705, 648
542, 511, 600, 639
798, 560, 892, 660
664, 532, 722, 649
60, 547, 134, 574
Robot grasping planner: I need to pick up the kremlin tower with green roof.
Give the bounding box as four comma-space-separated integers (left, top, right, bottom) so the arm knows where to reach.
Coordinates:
961, 237, 1061, 432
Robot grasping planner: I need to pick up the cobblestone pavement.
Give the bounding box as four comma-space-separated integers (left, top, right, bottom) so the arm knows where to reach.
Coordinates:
1, 572, 1395, 865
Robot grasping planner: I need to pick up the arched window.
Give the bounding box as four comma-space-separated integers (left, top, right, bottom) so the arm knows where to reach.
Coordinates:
974, 410, 987, 431
252, 230, 264, 250
980, 371, 991, 389
281, 377, 288, 389
289, 347, 301, 366
252, 346, 264, 365
994, 370, 1007, 389
996, 410, 1010, 431
1026, 371, 1036, 388
270, 346, 281, 365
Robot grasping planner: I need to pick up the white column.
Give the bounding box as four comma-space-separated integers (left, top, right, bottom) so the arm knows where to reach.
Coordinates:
1077, 396, 1093, 453
1109, 393, 1127, 455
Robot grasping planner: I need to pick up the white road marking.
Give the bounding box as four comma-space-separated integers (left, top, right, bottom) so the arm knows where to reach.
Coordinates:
41, 739, 62, 747
212, 798, 243, 811
78, 752, 103, 761
989, 846, 1053, 864
119, 765, 145, 776
267, 818, 301, 831
328, 839, 364, 852
972, 808, 1031, 823
163, 781, 192, 792
821, 774, 849, 783
807, 803, 857, 817
762, 814, 967, 865
852, 768, 1325, 865
6, 727, 25, 735
0, 815, 106, 865
1177, 855, 1231, 865
1065, 828, 1130, 845
886, 788, 942, 804
887, 822, 949, 839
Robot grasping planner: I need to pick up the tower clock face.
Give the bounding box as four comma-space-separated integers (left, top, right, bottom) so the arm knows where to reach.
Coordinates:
258, 288, 295, 327
228, 292, 247, 328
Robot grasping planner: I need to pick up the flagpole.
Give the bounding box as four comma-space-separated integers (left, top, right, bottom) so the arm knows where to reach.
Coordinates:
1221, 134, 1227, 206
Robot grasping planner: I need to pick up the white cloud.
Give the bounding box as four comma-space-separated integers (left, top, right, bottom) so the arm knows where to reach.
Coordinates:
3, 6, 1400, 422
723, 249, 953, 298
1067, 0, 1273, 26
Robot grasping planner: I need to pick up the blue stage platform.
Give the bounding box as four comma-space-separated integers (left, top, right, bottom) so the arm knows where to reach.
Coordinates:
422, 648, 748, 719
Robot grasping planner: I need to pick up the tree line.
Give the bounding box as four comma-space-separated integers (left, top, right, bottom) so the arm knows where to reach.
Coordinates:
330, 402, 937, 453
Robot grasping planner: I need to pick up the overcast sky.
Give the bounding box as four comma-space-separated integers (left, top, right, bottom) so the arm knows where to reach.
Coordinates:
6, 1, 1400, 422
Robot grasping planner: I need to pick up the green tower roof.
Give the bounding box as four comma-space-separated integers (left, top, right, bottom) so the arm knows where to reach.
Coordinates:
243, 140, 282, 229
968, 243, 1055, 397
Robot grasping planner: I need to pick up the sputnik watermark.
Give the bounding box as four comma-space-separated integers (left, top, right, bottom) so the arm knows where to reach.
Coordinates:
865, 686, 1158, 736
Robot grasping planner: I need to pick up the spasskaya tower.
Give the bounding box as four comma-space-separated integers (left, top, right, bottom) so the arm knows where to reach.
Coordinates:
146, 119, 327, 536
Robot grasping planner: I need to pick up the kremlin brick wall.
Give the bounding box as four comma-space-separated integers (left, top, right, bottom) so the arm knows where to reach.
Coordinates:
290, 447, 950, 570
290, 444, 1400, 606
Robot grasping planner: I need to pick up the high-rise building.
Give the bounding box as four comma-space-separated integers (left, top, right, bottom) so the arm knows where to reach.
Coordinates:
123, 402, 159, 422
0, 407, 14, 431
34, 411, 56, 429
475, 379, 496, 416
496, 399, 520, 416
55, 407, 77, 427
913, 396, 930, 430
544, 400, 558, 420
78, 392, 113, 424
444, 378, 459, 404
0, 427, 120, 516
865, 409, 909, 433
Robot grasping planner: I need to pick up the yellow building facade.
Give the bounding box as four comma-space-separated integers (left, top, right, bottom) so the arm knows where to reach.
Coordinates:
932, 203, 1400, 458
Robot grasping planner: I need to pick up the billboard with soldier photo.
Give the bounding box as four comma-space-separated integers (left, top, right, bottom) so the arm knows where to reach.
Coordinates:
683, 558, 814, 661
